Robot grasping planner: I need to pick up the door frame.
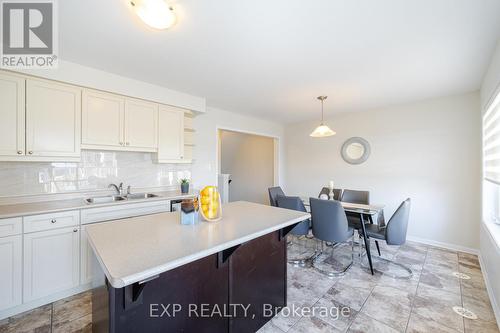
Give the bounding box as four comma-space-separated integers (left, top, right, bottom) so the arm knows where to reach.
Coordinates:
216, 126, 280, 187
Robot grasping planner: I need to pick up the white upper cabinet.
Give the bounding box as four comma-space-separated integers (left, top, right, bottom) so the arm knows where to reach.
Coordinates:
124, 98, 158, 151
82, 89, 124, 148
0, 72, 25, 158
26, 79, 81, 160
82, 90, 159, 152
0, 70, 193, 162
156, 105, 185, 163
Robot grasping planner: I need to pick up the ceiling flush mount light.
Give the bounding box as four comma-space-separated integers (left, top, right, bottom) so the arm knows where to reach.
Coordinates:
129, 0, 176, 30
310, 96, 336, 137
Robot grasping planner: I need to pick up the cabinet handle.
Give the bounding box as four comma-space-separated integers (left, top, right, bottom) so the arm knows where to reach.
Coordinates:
17, 150, 23, 154
73, 229, 78, 233
28, 151, 33, 155
126, 142, 130, 146
119, 142, 123, 146
51, 219, 56, 223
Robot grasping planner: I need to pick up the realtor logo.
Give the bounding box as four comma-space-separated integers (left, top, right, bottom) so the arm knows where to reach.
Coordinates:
1, 0, 58, 68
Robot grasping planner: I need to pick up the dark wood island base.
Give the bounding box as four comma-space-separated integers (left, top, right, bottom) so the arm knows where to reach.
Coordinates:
92, 228, 295, 333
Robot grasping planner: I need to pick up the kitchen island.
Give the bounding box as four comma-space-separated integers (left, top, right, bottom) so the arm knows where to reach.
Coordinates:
85, 201, 310, 333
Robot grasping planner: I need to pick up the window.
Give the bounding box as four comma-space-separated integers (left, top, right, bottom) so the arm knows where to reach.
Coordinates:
483, 91, 500, 184
483, 89, 500, 245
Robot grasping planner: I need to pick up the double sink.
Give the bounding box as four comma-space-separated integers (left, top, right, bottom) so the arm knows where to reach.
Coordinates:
85, 193, 159, 204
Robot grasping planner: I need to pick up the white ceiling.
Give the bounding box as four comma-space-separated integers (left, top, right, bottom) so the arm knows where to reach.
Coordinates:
60, 0, 500, 122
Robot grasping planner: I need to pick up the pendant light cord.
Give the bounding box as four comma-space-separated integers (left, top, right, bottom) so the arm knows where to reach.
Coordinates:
321, 99, 324, 124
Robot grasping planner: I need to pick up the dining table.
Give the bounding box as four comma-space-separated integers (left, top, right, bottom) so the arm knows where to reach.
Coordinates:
300, 196, 385, 275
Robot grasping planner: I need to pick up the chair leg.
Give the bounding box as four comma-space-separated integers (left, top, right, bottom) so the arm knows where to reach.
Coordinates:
287, 235, 318, 267
312, 240, 353, 277
360, 252, 413, 279
375, 240, 381, 256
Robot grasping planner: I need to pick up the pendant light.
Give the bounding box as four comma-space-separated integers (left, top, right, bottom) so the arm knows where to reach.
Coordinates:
310, 96, 336, 137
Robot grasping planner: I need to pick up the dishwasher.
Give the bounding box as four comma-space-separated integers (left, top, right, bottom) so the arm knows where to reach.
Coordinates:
170, 199, 183, 212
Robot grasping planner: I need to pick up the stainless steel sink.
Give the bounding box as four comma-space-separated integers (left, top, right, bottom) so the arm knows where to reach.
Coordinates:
125, 193, 159, 200
85, 195, 126, 204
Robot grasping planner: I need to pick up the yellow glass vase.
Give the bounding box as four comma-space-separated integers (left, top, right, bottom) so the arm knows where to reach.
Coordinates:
199, 186, 222, 222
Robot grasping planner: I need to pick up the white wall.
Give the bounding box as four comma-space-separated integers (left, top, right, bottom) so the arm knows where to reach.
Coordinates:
191, 107, 285, 190
220, 130, 274, 204
285, 92, 481, 251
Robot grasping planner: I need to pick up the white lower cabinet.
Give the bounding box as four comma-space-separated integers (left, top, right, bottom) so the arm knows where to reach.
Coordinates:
23, 226, 80, 302
0, 200, 179, 317
0, 235, 22, 311
80, 224, 104, 286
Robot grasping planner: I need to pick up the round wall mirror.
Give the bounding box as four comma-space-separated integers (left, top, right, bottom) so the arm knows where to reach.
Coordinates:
341, 137, 371, 164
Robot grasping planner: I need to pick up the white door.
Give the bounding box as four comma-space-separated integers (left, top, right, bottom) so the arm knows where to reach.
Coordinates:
124, 98, 158, 150
157, 105, 184, 161
0, 72, 25, 158
80, 224, 104, 286
82, 89, 125, 148
0, 235, 22, 311
26, 79, 81, 159
23, 227, 80, 302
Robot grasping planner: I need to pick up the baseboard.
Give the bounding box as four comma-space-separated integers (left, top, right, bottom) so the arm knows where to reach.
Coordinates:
478, 254, 500, 329
0, 283, 93, 321
407, 235, 479, 255
479, 222, 500, 328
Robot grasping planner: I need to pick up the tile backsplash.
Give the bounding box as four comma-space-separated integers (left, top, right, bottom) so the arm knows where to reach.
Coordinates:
0, 150, 191, 198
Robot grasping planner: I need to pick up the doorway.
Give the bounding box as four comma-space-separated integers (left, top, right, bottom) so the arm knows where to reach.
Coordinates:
217, 129, 278, 204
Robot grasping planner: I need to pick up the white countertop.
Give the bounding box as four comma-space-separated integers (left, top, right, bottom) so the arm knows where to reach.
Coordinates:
0, 190, 197, 219
85, 201, 310, 288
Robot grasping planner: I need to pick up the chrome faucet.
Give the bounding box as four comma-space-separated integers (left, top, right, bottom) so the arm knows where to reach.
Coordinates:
108, 183, 123, 195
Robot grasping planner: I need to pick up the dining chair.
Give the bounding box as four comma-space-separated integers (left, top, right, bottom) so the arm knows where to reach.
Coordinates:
318, 187, 342, 200
363, 198, 412, 278
341, 189, 369, 204
276, 195, 316, 266
268, 186, 285, 207
341, 189, 381, 257
309, 198, 355, 276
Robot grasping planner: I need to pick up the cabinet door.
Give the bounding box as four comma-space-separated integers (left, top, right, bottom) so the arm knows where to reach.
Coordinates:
80, 224, 105, 286
26, 79, 81, 159
157, 105, 184, 162
23, 226, 80, 302
82, 89, 125, 148
0, 235, 22, 311
0, 72, 25, 158
124, 98, 158, 150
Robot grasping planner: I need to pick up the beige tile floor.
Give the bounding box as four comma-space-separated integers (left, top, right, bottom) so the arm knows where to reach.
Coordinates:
259, 239, 500, 333
0, 291, 92, 333
0, 239, 498, 333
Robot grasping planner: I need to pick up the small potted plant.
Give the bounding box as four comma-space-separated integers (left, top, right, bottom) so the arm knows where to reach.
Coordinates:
180, 178, 190, 194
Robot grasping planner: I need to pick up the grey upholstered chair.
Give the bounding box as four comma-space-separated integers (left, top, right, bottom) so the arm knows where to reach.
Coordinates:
341, 189, 381, 256
309, 198, 355, 276
341, 189, 370, 204
318, 187, 342, 200
268, 186, 285, 207
363, 198, 412, 278
276, 195, 316, 266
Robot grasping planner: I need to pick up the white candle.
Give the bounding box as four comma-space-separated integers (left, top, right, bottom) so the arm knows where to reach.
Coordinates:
329, 180, 334, 189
